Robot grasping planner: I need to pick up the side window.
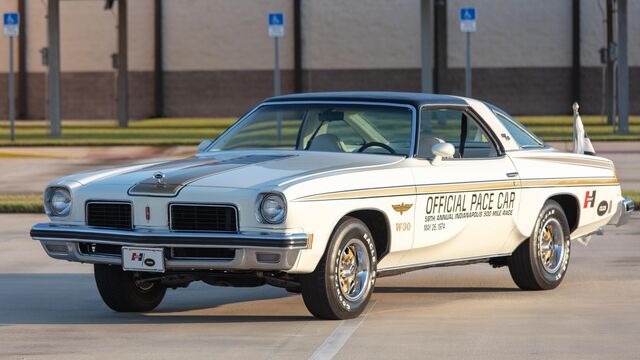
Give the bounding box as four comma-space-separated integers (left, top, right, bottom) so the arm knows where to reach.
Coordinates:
493, 111, 544, 148
418, 108, 497, 159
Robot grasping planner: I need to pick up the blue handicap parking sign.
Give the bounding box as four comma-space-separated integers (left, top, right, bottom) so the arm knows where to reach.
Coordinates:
3, 12, 20, 37
269, 13, 284, 26
460, 8, 476, 21
4, 13, 19, 26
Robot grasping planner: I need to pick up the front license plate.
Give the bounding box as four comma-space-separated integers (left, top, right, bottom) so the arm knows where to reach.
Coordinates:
122, 247, 165, 273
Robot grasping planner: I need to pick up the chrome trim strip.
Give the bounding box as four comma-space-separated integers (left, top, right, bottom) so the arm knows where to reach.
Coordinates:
378, 253, 512, 276
168, 203, 239, 233
31, 223, 308, 249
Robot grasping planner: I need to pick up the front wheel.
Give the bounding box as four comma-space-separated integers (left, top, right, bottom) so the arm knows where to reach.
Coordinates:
508, 200, 571, 290
299, 217, 377, 320
94, 264, 166, 312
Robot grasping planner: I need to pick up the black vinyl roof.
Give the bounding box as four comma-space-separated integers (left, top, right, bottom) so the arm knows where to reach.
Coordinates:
263, 92, 468, 108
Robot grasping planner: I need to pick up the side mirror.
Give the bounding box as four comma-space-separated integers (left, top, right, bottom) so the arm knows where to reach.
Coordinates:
431, 142, 455, 165
197, 140, 212, 152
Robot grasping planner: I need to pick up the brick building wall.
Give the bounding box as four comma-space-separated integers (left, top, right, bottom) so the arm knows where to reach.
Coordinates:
0, 0, 637, 119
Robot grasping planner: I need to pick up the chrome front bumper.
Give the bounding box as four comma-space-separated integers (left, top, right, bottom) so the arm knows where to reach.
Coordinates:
608, 198, 635, 227
31, 223, 308, 271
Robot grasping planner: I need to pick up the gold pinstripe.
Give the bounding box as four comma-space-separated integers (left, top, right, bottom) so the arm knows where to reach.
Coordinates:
296, 177, 619, 201
519, 156, 613, 170
415, 180, 517, 194
300, 185, 416, 201
520, 177, 619, 188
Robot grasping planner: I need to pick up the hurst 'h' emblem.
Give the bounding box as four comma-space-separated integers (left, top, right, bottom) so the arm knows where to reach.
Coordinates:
584, 190, 596, 208
131, 252, 144, 261
145, 205, 151, 222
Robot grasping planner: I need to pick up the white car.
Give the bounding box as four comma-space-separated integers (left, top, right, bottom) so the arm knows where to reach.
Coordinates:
31, 92, 633, 319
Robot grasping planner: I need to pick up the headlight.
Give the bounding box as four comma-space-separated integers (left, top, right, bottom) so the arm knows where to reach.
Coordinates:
45, 187, 72, 217
258, 193, 287, 224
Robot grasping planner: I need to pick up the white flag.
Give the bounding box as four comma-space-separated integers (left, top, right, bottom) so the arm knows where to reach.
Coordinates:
573, 103, 596, 155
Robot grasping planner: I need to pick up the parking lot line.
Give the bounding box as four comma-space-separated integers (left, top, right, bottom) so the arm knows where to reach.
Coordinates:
308, 301, 377, 360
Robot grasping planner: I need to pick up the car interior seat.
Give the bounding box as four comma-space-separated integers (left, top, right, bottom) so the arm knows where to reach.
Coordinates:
307, 134, 346, 152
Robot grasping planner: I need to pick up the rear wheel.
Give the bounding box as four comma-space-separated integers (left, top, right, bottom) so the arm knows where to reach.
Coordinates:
300, 217, 377, 319
94, 264, 166, 312
508, 200, 571, 290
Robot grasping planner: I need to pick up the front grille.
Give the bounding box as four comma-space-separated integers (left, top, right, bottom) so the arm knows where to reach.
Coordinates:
86, 202, 132, 230
170, 204, 238, 232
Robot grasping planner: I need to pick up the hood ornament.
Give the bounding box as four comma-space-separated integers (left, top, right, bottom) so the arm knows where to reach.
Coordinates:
153, 172, 166, 185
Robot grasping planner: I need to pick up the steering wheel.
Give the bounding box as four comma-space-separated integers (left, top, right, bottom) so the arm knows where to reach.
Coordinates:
357, 142, 396, 154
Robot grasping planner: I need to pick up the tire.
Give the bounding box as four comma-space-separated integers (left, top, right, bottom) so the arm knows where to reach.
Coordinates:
299, 217, 377, 320
508, 200, 571, 290
94, 264, 166, 312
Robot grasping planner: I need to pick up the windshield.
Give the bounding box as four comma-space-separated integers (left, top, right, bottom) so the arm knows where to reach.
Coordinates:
209, 103, 414, 156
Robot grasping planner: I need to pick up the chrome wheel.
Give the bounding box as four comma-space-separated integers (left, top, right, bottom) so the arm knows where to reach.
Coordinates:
537, 218, 565, 274
337, 239, 371, 302
300, 217, 377, 319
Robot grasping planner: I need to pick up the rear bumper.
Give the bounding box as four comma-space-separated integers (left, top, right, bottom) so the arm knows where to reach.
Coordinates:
608, 198, 635, 227
31, 223, 308, 271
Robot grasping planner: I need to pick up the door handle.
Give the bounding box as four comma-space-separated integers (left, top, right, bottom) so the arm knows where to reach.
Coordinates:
506, 172, 519, 178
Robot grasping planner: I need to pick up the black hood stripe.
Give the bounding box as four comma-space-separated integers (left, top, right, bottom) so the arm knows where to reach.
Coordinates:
128, 154, 294, 197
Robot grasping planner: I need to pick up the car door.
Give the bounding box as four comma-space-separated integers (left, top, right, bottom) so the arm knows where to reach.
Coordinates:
403, 106, 521, 266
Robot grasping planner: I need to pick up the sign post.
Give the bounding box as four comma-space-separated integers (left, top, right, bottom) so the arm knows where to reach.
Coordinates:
268, 13, 284, 97
3, 12, 19, 142
460, 8, 476, 98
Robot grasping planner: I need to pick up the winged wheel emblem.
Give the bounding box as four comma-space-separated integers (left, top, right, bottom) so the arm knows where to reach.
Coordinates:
392, 203, 413, 215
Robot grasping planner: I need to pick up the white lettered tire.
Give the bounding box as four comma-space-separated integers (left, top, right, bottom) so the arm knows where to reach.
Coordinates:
508, 200, 571, 290
300, 217, 377, 319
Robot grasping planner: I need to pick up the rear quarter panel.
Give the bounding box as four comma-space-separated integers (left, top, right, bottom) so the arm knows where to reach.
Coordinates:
505, 150, 621, 253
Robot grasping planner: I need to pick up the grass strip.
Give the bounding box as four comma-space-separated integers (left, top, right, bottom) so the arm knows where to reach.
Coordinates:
0, 194, 44, 214
622, 191, 640, 209
0, 116, 639, 146
0, 202, 44, 213
0, 151, 64, 158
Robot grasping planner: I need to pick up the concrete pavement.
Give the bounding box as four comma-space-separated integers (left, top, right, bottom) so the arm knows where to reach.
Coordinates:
1, 213, 639, 359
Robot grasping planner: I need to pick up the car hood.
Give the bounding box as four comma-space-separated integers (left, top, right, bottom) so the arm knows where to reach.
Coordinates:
67, 150, 404, 196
